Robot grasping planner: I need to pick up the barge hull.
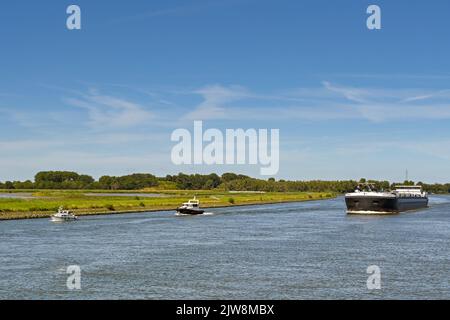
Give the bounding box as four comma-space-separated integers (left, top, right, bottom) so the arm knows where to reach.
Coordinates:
345, 196, 428, 214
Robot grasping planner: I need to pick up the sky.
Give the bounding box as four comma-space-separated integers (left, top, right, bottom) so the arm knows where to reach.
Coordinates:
1, 0, 450, 183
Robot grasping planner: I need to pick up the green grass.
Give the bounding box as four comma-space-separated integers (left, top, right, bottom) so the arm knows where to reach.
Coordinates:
0, 190, 335, 220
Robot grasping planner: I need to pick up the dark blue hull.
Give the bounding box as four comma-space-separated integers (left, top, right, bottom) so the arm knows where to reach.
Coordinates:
176, 208, 205, 215
345, 196, 428, 214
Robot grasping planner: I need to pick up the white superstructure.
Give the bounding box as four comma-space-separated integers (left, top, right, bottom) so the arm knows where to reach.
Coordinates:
51, 206, 78, 222
393, 185, 428, 198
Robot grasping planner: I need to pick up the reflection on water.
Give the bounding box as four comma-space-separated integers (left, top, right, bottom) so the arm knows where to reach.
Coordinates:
0, 192, 35, 199
0, 196, 449, 299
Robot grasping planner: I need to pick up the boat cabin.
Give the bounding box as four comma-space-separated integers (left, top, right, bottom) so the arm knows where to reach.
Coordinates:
182, 198, 200, 208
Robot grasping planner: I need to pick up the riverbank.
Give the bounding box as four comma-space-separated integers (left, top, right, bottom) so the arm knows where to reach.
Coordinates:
0, 190, 335, 220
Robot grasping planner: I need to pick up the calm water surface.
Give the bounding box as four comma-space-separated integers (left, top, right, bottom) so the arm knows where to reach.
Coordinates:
1, 196, 450, 299
0, 193, 35, 199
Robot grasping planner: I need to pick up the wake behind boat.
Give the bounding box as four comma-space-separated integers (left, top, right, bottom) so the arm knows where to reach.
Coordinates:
51, 206, 78, 222
345, 184, 428, 214
176, 197, 205, 215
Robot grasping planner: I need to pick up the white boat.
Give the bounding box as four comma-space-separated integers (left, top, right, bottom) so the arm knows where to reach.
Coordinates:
51, 206, 78, 222
176, 197, 205, 215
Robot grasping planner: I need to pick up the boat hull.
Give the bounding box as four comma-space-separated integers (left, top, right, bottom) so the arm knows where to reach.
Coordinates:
51, 216, 77, 222
396, 197, 429, 212
345, 196, 428, 214
176, 208, 205, 215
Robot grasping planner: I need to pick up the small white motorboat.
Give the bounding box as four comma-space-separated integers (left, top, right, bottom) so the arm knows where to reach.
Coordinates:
176, 197, 205, 215
51, 206, 78, 222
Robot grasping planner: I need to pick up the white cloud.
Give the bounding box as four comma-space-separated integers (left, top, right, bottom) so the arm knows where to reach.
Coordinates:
322, 81, 370, 103
179, 82, 450, 123
3, 81, 450, 182
184, 84, 250, 120
64, 89, 154, 128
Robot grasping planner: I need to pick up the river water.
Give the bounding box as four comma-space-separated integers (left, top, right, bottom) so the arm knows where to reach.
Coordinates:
1, 196, 450, 300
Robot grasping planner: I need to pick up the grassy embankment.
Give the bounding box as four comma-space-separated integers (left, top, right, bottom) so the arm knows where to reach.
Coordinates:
0, 189, 336, 220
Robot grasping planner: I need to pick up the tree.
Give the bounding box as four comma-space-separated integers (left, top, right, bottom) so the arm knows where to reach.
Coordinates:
34, 171, 95, 189
4, 181, 14, 189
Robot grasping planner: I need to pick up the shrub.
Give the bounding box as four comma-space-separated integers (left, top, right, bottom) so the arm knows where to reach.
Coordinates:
105, 204, 115, 211
28, 207, 48, 212
228, 198, 235, 204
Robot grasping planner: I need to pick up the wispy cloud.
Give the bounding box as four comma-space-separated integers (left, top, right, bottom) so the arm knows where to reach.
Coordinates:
3, 81, 450, 181
334, 138, 450, 162
0, 107, 68, 129
322, 81, 370, 104
179, 82, 450, 123
320, 82, 450, 122
400, 89, 450, 103
64, 89, 154, 128
184, 84, 250, 120
0, 132, 166, 153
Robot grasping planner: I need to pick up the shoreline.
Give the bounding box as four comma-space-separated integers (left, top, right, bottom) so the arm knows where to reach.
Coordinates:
0, 196, 336, 221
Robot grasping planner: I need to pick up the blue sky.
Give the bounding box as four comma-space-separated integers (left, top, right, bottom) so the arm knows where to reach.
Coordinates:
1, 0, 450, 183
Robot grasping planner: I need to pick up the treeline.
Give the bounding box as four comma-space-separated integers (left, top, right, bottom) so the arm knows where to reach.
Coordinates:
165, 173, 377, 193
0, 171, 158, 190
1, 171, 450, 193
